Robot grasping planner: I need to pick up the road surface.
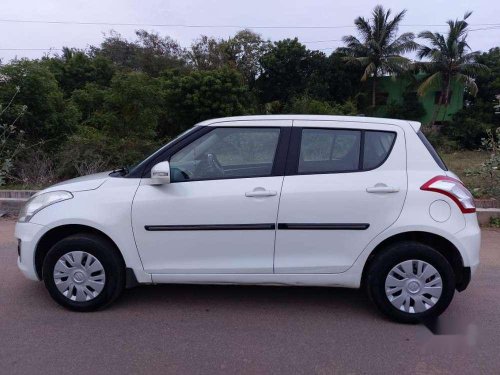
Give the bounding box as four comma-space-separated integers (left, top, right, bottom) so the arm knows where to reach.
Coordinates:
1, 219, 499, 374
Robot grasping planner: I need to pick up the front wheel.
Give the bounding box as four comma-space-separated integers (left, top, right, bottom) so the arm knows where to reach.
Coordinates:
42, 234, 125, 311
366, 241, 456, 324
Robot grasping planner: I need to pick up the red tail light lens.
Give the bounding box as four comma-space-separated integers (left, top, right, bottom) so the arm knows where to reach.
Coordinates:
421, 176, 476, 213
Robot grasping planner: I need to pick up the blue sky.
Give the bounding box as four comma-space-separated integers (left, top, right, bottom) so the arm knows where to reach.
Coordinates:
1, 0, 499, 61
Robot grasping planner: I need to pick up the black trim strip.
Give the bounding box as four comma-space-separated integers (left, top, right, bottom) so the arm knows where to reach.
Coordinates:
145, 224, 276, 231
277, 223, 370, 230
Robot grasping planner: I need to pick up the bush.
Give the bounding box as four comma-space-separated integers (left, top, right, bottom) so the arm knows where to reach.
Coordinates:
59, 127, 161, 177
385, 92, 426, 121
424, 130, 459, 153
284, 95, 357, 115
465, 128, 500, 198
443, 117, 493, 150
11, 149, 58, 188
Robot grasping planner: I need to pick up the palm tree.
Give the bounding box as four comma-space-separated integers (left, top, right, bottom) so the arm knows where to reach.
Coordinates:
340, 5, 417, 107
416, 12, 489, 126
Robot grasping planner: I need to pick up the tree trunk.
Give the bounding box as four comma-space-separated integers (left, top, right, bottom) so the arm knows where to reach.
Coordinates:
371, 74, 377, 107
440, 78, 452, 123
429, 87, 444, 127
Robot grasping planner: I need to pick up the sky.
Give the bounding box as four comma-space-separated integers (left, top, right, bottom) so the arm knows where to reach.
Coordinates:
1, 0, 499, 62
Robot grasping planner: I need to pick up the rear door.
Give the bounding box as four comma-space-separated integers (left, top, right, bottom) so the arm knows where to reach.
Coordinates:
274, 120, 407, 273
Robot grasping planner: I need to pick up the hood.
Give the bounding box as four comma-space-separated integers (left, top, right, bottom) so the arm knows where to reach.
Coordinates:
41, 171, 111, 194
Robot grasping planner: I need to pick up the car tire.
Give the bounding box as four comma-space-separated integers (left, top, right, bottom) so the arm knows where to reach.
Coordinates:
42, 234, 125, 312
366, 241, 455, 324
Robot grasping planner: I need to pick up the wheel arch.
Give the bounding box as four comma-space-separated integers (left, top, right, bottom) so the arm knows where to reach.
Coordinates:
34, 224, 125, 280
361, 231, 466, 290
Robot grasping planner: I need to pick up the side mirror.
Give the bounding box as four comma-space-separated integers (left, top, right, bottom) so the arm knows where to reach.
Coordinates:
151, 161, 171, 185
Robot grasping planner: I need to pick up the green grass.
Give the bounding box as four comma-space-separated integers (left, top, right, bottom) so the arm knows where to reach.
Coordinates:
441, 150, 497, 199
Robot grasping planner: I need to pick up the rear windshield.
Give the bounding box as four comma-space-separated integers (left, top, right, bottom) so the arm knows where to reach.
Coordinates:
417, 131, 448, 171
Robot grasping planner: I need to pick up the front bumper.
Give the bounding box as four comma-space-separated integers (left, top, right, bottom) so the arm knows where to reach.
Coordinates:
15, 221, 47, 281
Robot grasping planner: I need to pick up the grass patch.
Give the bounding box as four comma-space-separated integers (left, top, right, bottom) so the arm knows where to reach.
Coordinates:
441, 150, 498, 199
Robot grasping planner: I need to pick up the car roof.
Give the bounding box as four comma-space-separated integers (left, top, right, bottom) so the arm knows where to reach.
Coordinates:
196, 115, 421, 132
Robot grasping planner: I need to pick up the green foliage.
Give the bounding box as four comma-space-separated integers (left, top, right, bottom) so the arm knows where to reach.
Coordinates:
162, 68, 252, 130
339, 5, 417, 106
44, 48, 115, 96
0, 25, 497, 189
94, 30, 186, 77
257, 38, 321, 104
60, 126, 160, 175
222, 30, 271, 85
465, 128, 500, 198
285, 96, 357, 115
443, 117, 493, 149
490, 216, 500, 228
416, 12, 489, 126
0, 60, 79, 149
385, 92, 426, 121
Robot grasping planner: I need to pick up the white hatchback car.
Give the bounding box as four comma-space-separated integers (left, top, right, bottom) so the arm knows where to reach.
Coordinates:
15, 115, 480, 323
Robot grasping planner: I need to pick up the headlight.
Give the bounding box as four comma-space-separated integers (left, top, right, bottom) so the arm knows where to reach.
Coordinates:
18, 191, 73, 223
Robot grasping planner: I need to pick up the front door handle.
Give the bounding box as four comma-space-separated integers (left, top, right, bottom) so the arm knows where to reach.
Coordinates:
366, 184, 400, 193
245, 188, 277, 197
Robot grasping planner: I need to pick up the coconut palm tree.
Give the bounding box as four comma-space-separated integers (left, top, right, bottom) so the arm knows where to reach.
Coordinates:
416, 11, 489, 126
340, 5, 417, 107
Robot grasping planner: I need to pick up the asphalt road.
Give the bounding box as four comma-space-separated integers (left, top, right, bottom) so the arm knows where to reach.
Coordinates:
1, 219, 500, 374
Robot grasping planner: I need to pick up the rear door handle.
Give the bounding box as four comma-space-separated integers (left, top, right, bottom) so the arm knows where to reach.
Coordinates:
366, 184, 400, 193
245, 188, 277, 197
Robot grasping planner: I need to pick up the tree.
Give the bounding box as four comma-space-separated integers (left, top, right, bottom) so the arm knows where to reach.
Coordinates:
326, 52, 365, 103
0, 60, 79, 149
257, 38, 320, 104
416, 12, 489, 126
188, 36, 229, 70
340, 5, 417, 107
385, 92, 426, 121
284, 95, 357, 115
62, 72, 166, 169
93, 30, 187, 76
161, 68, 252, 131
222, 30, 271, 85
0, 84, 27, 185
44, 48, 115, 96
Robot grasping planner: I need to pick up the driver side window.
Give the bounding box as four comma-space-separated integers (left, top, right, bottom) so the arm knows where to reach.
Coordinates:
170, 127, 280, 182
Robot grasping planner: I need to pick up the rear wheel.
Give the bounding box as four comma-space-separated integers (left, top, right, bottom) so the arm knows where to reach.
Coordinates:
366, 241, 455, 323
42, 234, 125, 311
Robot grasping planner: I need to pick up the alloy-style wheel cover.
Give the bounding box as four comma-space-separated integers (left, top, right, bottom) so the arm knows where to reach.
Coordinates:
53, 251, 106, 302
385, 259, 443, 314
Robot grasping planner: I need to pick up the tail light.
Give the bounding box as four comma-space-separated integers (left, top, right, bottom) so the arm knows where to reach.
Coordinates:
421, 176, 476, 213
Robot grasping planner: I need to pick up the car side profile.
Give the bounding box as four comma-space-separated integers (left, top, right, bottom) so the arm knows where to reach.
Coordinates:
15, 115, 480, 323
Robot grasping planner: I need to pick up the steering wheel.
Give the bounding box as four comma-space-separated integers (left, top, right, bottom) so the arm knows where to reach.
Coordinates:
194, 153, 225, 178
207, 154, 224, 177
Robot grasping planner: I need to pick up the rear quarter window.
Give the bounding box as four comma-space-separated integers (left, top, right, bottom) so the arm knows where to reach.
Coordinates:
363, 131, 396, 170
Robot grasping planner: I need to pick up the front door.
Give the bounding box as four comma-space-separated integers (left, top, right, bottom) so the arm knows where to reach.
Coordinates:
132, 124, 290, 274
274, 120, 407, 273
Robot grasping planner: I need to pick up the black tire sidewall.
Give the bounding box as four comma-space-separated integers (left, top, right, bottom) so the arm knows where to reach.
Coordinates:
42, 234, 124, 312
367, 242, 456, 324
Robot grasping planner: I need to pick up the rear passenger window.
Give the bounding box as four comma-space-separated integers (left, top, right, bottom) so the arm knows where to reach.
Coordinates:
363, 131, 396, 170
298, 129, 361, 174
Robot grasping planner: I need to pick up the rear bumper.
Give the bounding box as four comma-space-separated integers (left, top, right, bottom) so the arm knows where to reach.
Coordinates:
454, 214, 481, 272
453, 214, 480, 292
